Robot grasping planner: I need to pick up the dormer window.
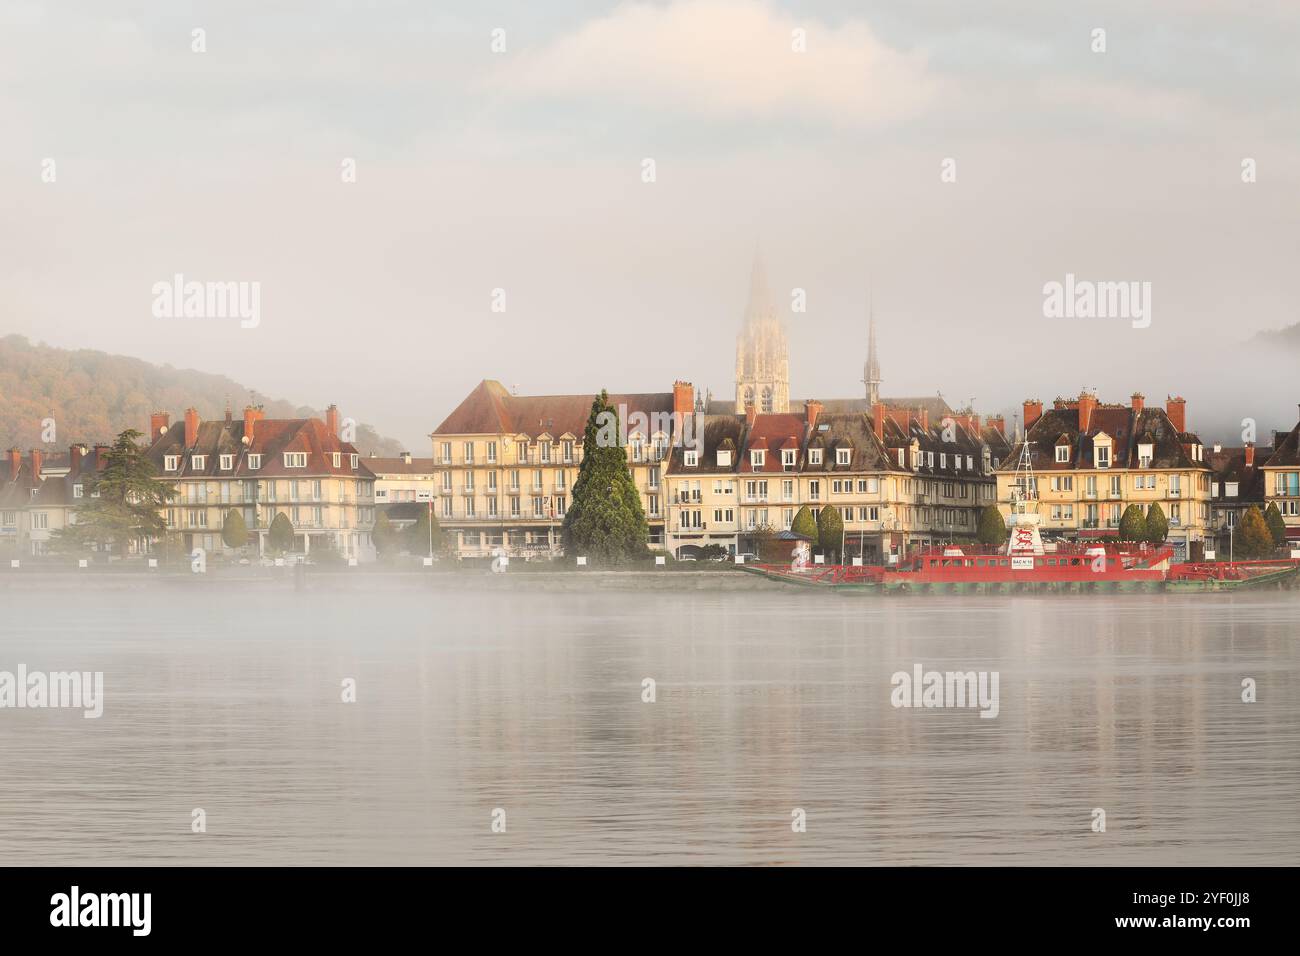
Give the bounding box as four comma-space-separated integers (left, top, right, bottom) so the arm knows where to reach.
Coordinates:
926, 451, 934, 468
248, 454, 262, 470
782, 449, 796, 469
284, 452, 307, 468
751, 449, 766, 468
332, 452, 342, 468
809, 449, 822, 466
836, 448, 851, 466
1225, 482, 1238, 498
350, 454, 359, 469
164, 455, 179, 472
897, 449, 906, 468
1096, 446, 1110, 468
717, 449, 731, 467
940, 453, 947, 469
1138, 443, 1153, 468
220, 454, 234, 471
1055, 444, 1070, 463
684, 450, 698, 467
73, 484, 83, 498
191, 455, 205, 471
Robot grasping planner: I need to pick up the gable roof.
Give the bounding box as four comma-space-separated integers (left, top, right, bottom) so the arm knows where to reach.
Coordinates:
143, 415, 373, 480
433, 380, 675, 440
1001, 402, 1205, 472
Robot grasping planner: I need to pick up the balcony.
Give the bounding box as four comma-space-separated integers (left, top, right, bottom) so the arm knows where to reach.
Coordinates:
1081, 519, 1100, 529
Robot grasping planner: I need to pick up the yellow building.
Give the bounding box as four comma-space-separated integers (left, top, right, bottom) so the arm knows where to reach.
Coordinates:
995, 391, 1212, 559
429, 380, 693, 558
142, 405, 376, 560
1261, 413, 1300, 547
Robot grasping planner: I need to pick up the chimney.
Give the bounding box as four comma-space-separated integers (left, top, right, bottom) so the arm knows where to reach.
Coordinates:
871, 401, 886, 441
70, 444, 86, 475
30, 449, 42, 483
184, 407, 200, 447
806, 399, 823, 429
94, 445, 110, 470
401, 451, 412, 465
672, 381, 694, 418
745, 402, 757, 428
1166, 395, 1186, 433
1023, 400, 1043, 431
150, 411, 170, 443
6, 448, 20, 481
225, 404, 233, 424
1078, 391, 1097, 433
986, 415, 1005, 436
1245, 443, 1255, 468
1130, 392, 1145, 413
243, 405, 264, 443
326, 404, 340, 437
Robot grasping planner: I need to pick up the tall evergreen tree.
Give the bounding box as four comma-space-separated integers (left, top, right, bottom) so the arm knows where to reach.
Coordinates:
1144, 502, 1169, 544
55, 428, 174, 554
817, 504, 843, 561
1237, 505, 1274, 559
221, 509, 249, 550
267, 512, 296, 554
1263, 501, 1288, 549
561, 390, 649, 563
372, 511, 398, 557
790, 505, 817, 541
1118, 503, 1147, 543
406, 503, 442, 556
976, 505, 1006, 546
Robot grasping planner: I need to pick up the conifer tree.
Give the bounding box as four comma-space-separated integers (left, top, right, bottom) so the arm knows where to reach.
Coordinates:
1144, 502, 1169, 544
221, 509, 249, 550
790, 505, 817, 541
1237, 505, 1274, 559
817, 504, 844, 562
267, 512, 296, 554
1263, 501, 1287, 549
561, 390, 649, 563
56, 428, 174, 554
976, 505, 1006, 546
1118, 503, 1147, 543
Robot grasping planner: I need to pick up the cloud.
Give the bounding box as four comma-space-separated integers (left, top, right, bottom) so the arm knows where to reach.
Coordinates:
493, 0, 941, 128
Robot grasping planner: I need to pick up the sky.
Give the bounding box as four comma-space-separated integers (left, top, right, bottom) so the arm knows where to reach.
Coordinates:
3, 0, 1298, 449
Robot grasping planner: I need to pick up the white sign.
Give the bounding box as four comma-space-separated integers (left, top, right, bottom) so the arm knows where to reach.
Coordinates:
78, 559, 88, 569
1204, 550, 1215, 560
655, 556, 665, 566
148, 558, 158, 568
348, 557, 358, 567
813, 554, 825, 564
416, 490, 433, 502
1011, 556, 1035, 570
734, 555, 745, 564
9, 559, 19, 569
852, 557, 863, 567
422, 557, 433, 567
576, 556, 587, 566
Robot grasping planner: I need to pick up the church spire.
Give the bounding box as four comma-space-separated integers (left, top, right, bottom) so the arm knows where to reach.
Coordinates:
743, 247, 777, 326
863, 286, 881, 405
734, 248, 789, 414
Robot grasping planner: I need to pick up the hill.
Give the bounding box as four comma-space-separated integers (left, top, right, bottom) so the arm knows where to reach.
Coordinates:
0, 334, 404, 456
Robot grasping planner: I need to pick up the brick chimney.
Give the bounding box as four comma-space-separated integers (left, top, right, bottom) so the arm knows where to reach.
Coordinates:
70, 444, 85, 475
150, 412, 170, 443
805, 399, 823, 429
1078, 390, 1097, 433
986, 415, 1005, 436
243, 405, 264, 443
745, 402, 757, 428
184, 407, 200, 447
30, 449, 42, 483
1166, 395, 1187, 433
94, 445, 110, 470
1130, 392, 1145, 413
6, 448, 20, 481
672, 381, 694, 418
1023, 400, 1043, 431
871, 401, 886, 441
325, 404, 340, 437
1245, 443, 1255, 468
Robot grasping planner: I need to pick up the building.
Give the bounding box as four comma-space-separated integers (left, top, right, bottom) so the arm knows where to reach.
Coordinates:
25, 444, 103, 556
1262, 410, 1300, 546
1206, 443, 1268, 555
429, 380, 691, 557
1, 449, 44, 555
141, 405, 376, 560
996, 391, 1212, 560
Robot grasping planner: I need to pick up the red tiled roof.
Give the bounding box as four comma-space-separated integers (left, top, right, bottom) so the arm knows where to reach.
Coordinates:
433, 380, 675, 439
144, 415, 373, 480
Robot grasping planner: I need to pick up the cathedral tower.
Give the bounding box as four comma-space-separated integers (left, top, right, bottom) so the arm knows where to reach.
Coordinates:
734, 252, 789, 414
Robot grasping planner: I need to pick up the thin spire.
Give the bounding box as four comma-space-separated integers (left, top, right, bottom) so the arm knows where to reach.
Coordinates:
863, 280, 881, 404
743, 245, 777, 326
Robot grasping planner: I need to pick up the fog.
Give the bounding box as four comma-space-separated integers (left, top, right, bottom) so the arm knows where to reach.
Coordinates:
3, 0, 1297, 448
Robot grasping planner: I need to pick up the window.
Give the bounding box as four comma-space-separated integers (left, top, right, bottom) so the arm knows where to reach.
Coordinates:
716, 449, 731, 468
648, 467, 659, 490
487, 497, 498, 518
836, 448, 851, 466
350, 454, 358, 469
809, 449, 822, 466
629, 437, 642, 462
284, 453, 307, 468
248, 454, 262, 470
808, 479, 820, 500
73, 484, 83, 499
1055, 444, 1070, 463
927, 451, 934, 467
439, 442, 451, 464
1138, 443, 1153, 468
1095, 445, 1110, 468
684, 450, 698, 467
191, 455, 206, 470
940, 453, 947, 469
1, 511, 16, 527
782, 479, 794, 501
562, 440, 574, 463
463, 442, 475, 464
782, 449, 796, 469
541, 442, 553, 463
751, 449, 765, 468
1225, 482, 1239, 498
558, 495, 569, 516
533, 496, 545, 518
487, 442, 498, 464
332, 452, 341, 468
32, 512, 48, 530
517, 441, 529, 463
165, 455, 179, 472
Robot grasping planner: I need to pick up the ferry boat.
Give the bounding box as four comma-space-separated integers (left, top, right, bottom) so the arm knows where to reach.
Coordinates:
743, 444, 1299, 593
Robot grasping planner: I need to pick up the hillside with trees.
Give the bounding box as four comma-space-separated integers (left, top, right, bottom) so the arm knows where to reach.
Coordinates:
0, 334, 403, 455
